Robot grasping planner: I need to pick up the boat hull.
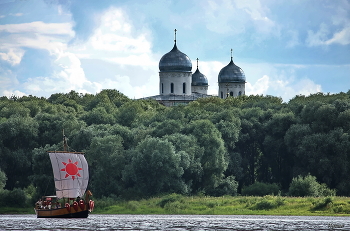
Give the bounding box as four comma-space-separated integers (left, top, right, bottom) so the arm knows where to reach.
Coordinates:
35, 207, 90, 218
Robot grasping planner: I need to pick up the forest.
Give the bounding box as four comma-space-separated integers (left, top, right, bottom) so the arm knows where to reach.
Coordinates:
0, 89, 350, 207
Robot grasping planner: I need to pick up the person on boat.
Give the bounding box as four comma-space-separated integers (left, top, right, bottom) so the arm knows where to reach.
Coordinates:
36, 199, 42, 209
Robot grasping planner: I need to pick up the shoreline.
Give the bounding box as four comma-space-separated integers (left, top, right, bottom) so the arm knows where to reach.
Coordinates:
2, 195, 350, 216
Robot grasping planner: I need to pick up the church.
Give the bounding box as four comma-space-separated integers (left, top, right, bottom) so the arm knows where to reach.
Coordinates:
145, 30, 246, 106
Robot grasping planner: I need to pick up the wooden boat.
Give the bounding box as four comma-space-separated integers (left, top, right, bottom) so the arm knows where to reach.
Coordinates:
35, 135, 94, 218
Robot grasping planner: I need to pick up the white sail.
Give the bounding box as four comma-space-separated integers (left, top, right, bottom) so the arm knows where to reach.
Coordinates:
49, 152, 89, 198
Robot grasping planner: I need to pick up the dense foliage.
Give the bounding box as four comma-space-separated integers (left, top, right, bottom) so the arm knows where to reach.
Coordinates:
1, 89, 350, 206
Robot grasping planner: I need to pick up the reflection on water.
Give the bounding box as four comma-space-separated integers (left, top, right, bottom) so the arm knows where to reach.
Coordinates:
0, 214, 349, 230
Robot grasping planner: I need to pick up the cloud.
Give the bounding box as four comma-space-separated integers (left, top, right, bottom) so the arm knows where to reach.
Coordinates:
306, 23, 350, 46
0, 21, 75, 66
0, 67, 26, 98
0, 21, 74, 35
9, 13, 23, 16
246, 75, 270, 96
0, 48, 24, 65
96, 74, 158, 99
246, 74, 322, 102
201, 0, 277, 37
306, 23, 330, 47
88, 7, 154, 66
286, 30, 300, 48
1, 7, 158, 99
325, 27, 350, 45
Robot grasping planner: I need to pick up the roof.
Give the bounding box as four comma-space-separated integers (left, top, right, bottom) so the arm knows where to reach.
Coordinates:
218, 58, 246, 83
159, 43, 192, 72
192, 68, 208, 86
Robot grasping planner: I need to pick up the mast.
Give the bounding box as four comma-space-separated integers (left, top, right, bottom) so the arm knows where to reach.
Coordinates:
63, 129, 68, 152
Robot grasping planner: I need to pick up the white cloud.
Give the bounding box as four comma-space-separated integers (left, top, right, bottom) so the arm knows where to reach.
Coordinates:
2, 7, 159, 99
246, 75, 270, 95
96, 74, 158, 99
3, 90, 26, 98
9, 13, 23, 17
85, 7, 155, 67
306, 23, 330, 47
306, 23, 350, 46
202, 0, 277, 37
0, 21, 74, 35
325, 27, 350, 45
0, 48, 24, 65
286, 30, 300, 48
0, 69, 26, 98
0, 21, 75, 66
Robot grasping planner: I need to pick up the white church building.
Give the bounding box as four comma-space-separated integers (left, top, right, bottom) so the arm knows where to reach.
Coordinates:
145, 30, 246, 106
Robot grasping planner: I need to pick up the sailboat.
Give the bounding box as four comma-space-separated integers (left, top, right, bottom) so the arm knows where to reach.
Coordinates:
35, 135, 94, 218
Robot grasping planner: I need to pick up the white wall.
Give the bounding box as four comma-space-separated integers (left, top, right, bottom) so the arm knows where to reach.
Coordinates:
191, 85, 208, 94
218, 83, 245, 99
159, 72, 192, 95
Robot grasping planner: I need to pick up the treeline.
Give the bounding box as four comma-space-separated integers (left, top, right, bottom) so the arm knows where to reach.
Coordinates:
0, 89, 350, 205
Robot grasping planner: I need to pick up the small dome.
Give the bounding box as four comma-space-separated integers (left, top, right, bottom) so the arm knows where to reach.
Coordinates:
159, 44, 192, 72
192, 68, 208, 86
218, 59, 246, 83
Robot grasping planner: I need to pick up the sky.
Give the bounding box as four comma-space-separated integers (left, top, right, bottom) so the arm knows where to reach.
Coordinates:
0, 0, 349, 102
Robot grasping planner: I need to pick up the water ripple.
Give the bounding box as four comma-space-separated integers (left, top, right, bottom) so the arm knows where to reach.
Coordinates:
0, 214, 349, 230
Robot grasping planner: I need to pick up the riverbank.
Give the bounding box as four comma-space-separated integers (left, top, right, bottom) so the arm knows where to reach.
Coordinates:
2, 195, 350, 216
95, 195, 350, 216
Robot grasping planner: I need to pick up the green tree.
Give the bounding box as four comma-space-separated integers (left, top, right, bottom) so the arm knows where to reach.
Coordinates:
0, 115, 39, 150
30, 144, 60, 197
235, 107, 269, 187
289, 174, 336, 197
81, 107, 117, 125
122, 137, 186, 197
0, 168, 7, 190
263, 112, 296, 189
295, 129, 350, 195
87, 135, 126, 197
163, 133, 204, 194
184, 119, 228, 195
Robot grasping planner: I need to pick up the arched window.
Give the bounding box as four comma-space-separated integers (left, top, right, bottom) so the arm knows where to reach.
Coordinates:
239, 91, 242, 96
183, 82, 186, 94
230, 91, 233, 96
220, 91, 223, 99
171, 83, 174, 93
161, 83, 164, 94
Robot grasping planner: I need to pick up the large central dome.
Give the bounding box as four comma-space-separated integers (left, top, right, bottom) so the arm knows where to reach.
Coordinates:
159, 44, 192, 72
218, 59, 246, 83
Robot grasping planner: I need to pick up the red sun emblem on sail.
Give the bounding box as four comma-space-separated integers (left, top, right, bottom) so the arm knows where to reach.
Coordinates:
61, 159, 83, 180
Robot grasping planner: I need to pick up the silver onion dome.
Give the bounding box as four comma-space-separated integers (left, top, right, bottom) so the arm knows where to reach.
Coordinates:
218, 58, 246, 83
159, 43, 192, 72
192, 68, 208, 86
192, 59, 208, 86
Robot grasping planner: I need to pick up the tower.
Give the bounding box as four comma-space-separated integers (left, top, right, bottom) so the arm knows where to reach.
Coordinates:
218, 49, 246, 99
158, 29, 192, 95
191, 58, 208, 94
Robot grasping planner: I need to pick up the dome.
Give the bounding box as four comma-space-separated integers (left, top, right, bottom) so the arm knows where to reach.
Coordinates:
218, 58, 246, 83
192, 68, 208, 86
159, 44, 192, 72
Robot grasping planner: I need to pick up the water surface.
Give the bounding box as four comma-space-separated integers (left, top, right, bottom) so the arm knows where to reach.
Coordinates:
0, 214, 349, 230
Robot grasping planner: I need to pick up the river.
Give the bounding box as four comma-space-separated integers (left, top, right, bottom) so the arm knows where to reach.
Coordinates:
0, 214, 349, 230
